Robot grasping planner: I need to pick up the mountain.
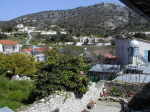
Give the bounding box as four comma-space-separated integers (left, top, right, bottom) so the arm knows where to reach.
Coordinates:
0, 3, 148, 34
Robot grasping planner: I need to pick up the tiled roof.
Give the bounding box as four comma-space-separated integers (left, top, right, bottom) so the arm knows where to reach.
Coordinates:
23, 48, 49, 52
0, 40, 18, 45
93, 50, 115, 59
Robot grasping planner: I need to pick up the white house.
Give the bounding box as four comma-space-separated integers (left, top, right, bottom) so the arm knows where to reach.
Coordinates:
0, 40, 20, 54
17, 24, 24, 28
34, 54, 45, 62
116, 37, 150, 67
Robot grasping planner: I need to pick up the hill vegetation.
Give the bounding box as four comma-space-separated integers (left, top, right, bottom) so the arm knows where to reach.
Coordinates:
0, 3, 149, 36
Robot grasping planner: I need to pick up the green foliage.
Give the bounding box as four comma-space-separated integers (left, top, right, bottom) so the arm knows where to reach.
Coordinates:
110, 39, 116, 46
82, 64, 92, 74
110, 87, 123, 97
33, 50, 90, 100
0, 53, 36, 76
0, 53, 7, 74
5, 53, 36, 76
0, 33, 7, 39
134, 33, 149, 40
0, 76, 34, 110
1, 26, 13, 32
48, 34, 73, 43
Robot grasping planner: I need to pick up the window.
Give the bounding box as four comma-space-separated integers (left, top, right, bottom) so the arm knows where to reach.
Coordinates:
3, 46, 4, 52
148, 51, 150, 62
144, 50, 150, 62
13, 46, 15, 51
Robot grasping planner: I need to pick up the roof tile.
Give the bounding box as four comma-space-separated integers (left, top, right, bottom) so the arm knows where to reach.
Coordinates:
0, 40, 18, 45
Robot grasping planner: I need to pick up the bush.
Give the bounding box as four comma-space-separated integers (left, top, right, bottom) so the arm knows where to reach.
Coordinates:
134, 33, 149, 40
0, 76, 34, 110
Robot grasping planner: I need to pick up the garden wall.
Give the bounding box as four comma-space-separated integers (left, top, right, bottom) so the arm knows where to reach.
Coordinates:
16, 82, 104, 112
103, 81, 145, 97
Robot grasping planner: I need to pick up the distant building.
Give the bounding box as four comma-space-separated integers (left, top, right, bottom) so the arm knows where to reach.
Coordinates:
65, 42, 74, 45
76, 42, 83, 46
23, 47, 49, 54
93, 50, 115, 64
95, 42, 111, 46
17, 24, 24, 28
0, 40, 20, 54
23, 47, 50, 62
34, 54, 45, 62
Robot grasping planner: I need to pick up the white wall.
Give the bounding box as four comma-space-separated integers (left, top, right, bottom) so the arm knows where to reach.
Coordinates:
116, 38, 130, 66
3, 44, 19, 54
0, 44, 3, 52
138, 40, 150, 57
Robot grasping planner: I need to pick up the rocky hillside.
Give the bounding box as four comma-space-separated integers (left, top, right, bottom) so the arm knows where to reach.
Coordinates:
0, 3, 148, 33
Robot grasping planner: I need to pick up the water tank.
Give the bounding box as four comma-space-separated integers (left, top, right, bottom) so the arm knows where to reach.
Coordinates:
130, 47, 138, 56
129, 39, 139, 48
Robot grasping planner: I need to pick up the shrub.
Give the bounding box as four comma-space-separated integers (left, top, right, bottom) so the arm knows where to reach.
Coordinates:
0, 76, 34, 110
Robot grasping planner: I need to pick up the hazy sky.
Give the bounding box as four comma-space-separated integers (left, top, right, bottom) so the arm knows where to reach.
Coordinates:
0, 0, 124, 21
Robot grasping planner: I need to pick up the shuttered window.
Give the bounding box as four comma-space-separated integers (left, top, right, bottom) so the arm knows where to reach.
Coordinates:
144, 50, 148, 61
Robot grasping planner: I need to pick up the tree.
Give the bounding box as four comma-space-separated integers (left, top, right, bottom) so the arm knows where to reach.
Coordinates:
1, 26, 13, 32
33, 50, 90, 100
0, 53, 7, 74
134, 33, 148, 40
5, 53, 36, 76
0, 33, 7, 39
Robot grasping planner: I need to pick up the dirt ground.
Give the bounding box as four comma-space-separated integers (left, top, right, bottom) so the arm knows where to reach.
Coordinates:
85, 100, 123, 112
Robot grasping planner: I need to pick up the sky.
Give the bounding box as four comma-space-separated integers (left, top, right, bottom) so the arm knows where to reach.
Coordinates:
0, 0, 124, 21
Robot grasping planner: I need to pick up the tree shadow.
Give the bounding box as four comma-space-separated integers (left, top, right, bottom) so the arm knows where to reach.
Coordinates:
128, 84, 150, 111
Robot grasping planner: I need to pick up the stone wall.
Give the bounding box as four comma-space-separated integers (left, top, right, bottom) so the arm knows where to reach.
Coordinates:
16, 82, 104, 112
103, 81, 145, 97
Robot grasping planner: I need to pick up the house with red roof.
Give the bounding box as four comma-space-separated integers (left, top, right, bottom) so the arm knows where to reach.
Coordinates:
23, 47, 48, 53
93, 50, 116, 64
22, 47, 50, 62
0, 40, 20, 54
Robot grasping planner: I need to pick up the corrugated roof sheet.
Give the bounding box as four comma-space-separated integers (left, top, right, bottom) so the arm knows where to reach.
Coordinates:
0, 107, 14, 112
88, 64, 120, 73
0, 40, 18, 45
113, 74, 150, 83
